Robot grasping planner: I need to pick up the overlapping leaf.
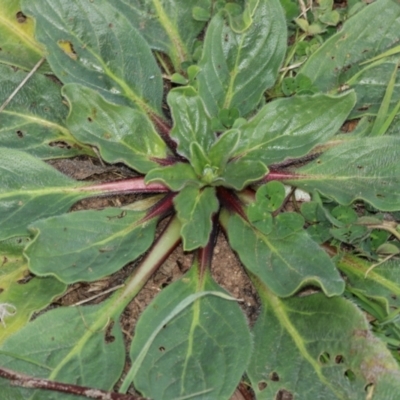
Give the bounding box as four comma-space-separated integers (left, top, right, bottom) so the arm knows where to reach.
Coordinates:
248, 286, 400, 399
63, 84, 169, 173
115, 0, 209, 69
0, 237, 66, 344
0, 0, 47, 71
0, 300, 125, 400
21, 0, 164, 117
0, 65, 92, 159
168, 87, 215, 159
174, 186, 219, 251
25, 208, 157, 283
197, 0, 287, 117
0, 148, 93, 241
224, 210, 344, 297
300, 0, 400, 118
128, 263, 252, 400
232, 92, 356, 165
287, 136, 400, 211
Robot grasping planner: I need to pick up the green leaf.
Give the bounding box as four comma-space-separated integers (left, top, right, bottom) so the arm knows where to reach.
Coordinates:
208, 129, 241, 169
220, 158, 268, 190
232, 92, 356, 164
0, 65, 92, 159
0, 148, 91, 241
114, 0, 209, 70
248, 286, 400, 399
168, 87, 215, 159
300, 0, 400, 118
63, 84, 169, 173
22, 0, 164, 116
25, 208, 157, 283
145, 163, 200, 191
224, 210, 344, 297
174, 186, 219, 251
223, 0, 259, 33
0, 0, 48, 71
197, 0, 287, 117
0, 237, 66, 344
127, 263, 252, 400
288, 137, 400, 211
255, 181, 286, 212
0, 300, 125, 399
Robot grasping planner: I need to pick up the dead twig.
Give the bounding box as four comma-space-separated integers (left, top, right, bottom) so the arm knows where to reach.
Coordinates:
0, 57, 46, 113
0, 367, 146, 400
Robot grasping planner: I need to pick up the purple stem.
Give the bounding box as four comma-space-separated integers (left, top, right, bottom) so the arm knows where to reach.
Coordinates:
82, 177, 169, 195
217, 187, 248, 221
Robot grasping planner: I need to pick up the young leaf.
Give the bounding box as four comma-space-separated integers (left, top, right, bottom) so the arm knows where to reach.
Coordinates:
174, 186, 219, 251
197, 0, 287, 117
248, 285, 400, 399
300, 0, 400, 118
288, 137, 400, 211
127, 262, 252, 400
0, 0, 48, 71
223, 211, 344, 297
63, 84, 169, 173
145, 163, 200, 191
232, 92, 356, 164
0, 301, 125, 398
0, 65, 92, 159
114, 0, 209, 69
0, 148, 90, 241
168, 86, 215, 159
0, 237, 66, 344
25, 208, 158, 283
21, 0, 164, 116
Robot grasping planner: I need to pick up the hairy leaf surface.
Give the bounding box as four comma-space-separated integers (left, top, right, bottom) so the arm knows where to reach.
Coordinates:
0, 0, 47, 71
300, 0, 400, 118
174, 186, 219, 251
0, 301, 124, 399
0, 65, 91, 159
64, 84, 169, 173
0, 237, 66, 344
248, 287, 400, 399
129, 264, 252, 400
232, 92, 356, 164
197, 0, 286, 117
288, 137, 400, 211
0, 148, 91, 241
224, 211, 344, 297
25, 208, 157, 283
21, 0, 164, 116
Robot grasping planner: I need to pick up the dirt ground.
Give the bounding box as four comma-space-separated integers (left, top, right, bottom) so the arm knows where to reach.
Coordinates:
47, 156, 261, 400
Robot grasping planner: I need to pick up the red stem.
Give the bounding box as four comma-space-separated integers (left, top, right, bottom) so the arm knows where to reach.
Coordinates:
141, 192, 176, 223
217, 187, 248, 221
82, 177, 169, 194
0, 367, 144, 400
259, 170, 301, 183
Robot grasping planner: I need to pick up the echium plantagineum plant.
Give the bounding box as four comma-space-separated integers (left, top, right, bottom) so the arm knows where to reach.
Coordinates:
2, 0, 400, 399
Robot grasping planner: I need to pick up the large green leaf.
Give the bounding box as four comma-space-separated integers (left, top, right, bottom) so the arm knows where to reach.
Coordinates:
248, 285, 400, 400
223, 210, 344, 297
174, 186, 219, 251
232, 92, 356, 165
25, 207, 157, 283
63, 84, 169, 173
0, 148, 93, 241
115, 0, 209, 69
0, 300, 125, 400
21, 0, 164, 116
168, 86, 215, 159
287, 137, 400, 211
0, 0, 47, 71
197, 0, 287, 117
0, 237, 66, 345
0, 65, 92, 159
300, 0, 400, 118
127, 262, 252, 400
